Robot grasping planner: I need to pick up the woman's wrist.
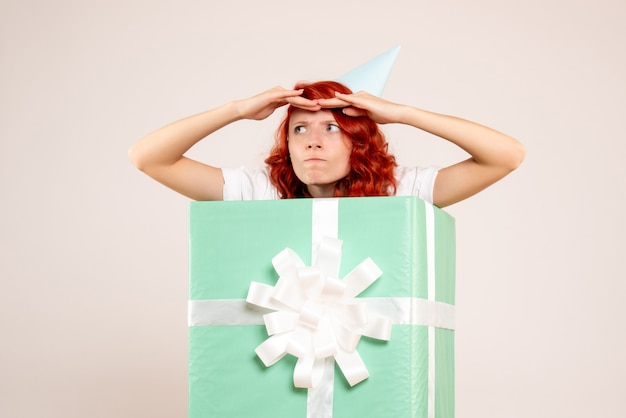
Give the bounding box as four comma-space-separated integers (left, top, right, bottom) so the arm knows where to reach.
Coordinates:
223, 100, 247, 122
395, 104, 420, 126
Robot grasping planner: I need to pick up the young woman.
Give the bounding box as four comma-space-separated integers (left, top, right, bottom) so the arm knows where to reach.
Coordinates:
129, 80, 525, 207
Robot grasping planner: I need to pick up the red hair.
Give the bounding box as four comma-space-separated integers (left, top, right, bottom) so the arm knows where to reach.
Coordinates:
265, 81, 397, 198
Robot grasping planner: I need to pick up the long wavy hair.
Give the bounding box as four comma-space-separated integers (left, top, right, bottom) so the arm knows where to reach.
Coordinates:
265, 81, 397, 198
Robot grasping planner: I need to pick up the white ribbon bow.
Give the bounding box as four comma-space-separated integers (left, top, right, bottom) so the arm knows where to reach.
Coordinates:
246, 236, 392, 388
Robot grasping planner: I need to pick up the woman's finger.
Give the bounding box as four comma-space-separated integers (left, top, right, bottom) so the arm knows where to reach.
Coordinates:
286, 96, 321, 111
341, 107, 369, 118
317, 97, 351, 108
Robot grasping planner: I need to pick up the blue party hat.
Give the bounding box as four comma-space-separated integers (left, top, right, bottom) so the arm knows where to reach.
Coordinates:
335, 45, 401, 96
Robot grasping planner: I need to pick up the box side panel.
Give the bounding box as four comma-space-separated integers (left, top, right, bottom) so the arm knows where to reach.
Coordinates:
189, 326, 307, 417
434, 208, 456, 305
332, 325, 429, 418
190, 200, 312, 300
189, 200, 313, 417
338, 197, 427, 298
435, 329, 455, 418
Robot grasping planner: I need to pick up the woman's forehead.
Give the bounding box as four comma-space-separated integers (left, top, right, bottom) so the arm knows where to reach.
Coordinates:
289, 109, 336, 124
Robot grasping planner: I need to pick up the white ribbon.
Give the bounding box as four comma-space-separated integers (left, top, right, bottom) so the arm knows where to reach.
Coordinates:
426, 202, 436, 418
189, 297, 455, 329
246, 237, 390, 388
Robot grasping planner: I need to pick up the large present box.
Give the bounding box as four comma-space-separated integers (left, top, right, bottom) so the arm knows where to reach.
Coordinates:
188, 197, 455, 418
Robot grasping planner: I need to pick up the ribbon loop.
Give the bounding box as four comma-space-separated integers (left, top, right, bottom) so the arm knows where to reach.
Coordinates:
342, 257, 383, 299
246, 282, 279, 310
335, 350, 369, 387
319, 276, 346, 300
272, 248, 305, 276
255, 334, 289, 367
361, 314, 392, 341
264, 311, 299, 335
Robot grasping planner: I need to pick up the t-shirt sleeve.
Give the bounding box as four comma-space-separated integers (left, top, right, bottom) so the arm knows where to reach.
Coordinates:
394, 166, 439, 204
221, 167, 280, 201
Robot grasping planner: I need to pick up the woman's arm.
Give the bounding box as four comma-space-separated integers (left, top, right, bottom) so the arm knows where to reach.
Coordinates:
319, 92, 525, 207
397, 107, 525, 207
128, 87, 320, 201
129, 102, 239, 201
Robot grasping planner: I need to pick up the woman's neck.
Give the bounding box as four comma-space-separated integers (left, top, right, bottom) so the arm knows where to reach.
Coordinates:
307, 184, 336, 198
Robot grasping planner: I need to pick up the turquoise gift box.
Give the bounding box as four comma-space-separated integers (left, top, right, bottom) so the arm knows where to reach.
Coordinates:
188, 197, 456, 418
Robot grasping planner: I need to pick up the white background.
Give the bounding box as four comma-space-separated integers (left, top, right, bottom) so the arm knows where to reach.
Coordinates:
1, 1, 625, 417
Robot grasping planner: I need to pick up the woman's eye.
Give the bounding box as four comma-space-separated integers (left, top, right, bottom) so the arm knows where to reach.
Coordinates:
294, 126, 306, 134
327, 124, 340, 132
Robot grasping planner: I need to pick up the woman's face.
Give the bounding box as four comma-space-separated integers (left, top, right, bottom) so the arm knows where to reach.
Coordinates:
287, 109, 353, 198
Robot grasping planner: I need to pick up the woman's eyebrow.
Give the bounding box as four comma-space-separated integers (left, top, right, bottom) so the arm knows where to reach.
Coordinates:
292, 120, 337, 124
290, 119, 339, 128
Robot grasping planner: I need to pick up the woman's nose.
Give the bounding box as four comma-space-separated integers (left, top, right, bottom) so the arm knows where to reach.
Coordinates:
307, 132, 322, 148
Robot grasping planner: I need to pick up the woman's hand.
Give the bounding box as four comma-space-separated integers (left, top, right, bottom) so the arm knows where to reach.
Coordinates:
317, 91, 407, 124
235, 87, 321, 121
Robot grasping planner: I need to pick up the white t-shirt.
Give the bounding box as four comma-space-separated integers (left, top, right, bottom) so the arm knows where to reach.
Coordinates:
221, 166, 439, 204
